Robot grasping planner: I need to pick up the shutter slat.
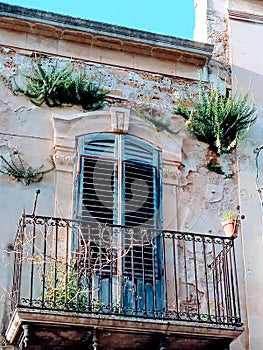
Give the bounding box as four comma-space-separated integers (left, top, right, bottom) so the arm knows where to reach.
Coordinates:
81, 156, 115, 225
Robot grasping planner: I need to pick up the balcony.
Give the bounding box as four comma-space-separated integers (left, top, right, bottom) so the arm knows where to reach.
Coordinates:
6, 214, 243, 350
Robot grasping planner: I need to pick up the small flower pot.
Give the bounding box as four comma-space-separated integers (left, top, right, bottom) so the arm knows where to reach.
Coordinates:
222, 219, 240, 239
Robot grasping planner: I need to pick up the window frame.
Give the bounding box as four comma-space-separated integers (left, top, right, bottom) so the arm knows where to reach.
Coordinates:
73, 133, 163, 229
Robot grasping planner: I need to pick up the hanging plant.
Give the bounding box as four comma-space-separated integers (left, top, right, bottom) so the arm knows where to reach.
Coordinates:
14, 61, 109, 110
0, 152, 55, 185
174, 79, 257, 155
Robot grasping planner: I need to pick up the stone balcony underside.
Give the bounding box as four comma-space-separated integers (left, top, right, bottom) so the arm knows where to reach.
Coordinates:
7, 309, 243, 350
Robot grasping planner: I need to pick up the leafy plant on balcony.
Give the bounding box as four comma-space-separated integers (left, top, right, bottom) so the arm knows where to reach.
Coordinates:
222, 211, 239, 221
174, 79, 257, 155
43, 259, 88, 311
15, 61, 109, 110
0, 151, 55, 185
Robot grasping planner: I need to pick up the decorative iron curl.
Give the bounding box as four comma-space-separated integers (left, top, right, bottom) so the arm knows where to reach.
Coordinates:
203, 236, 213, 244
19, 298, 31, 307
213, 237, 225, 245
183, 234, 195, 242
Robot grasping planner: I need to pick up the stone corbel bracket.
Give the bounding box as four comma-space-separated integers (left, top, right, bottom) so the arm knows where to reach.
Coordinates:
162, 150, 182, 185
18, 324, 29, 350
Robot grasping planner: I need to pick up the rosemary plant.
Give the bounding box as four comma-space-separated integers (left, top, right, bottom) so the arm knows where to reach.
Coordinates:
16, 62, 109, 110
174, 79, 257, 155
206, 161, 234, 178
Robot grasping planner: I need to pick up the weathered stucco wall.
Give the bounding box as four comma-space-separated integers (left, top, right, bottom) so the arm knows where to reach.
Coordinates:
229, 1, 263, 349
0, 49, 239, 224
0, 50, 240, 348
194, 0, 231, 83
195, 0, 263, 349
0, 8, 243, 349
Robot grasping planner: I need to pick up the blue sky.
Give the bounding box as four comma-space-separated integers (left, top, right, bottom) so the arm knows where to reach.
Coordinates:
1, 0, 195, 39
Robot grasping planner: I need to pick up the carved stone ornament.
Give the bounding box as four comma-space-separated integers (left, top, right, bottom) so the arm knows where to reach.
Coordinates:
18, 324, 29, 349
53, 146, 75, 172
163, 167, 180, 179
162, 149, 182, 185
110, 107, 130, 133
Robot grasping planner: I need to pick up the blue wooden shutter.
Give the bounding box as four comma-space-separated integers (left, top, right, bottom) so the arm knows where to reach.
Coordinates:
77, 135, 117, 225
122, 136, 161, 229
75, 134, 162, 228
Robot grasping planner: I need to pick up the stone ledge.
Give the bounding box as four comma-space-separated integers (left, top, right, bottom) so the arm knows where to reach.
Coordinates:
0, 3, 213, 55
6, 308, 244, 346
229, 9, 263, 25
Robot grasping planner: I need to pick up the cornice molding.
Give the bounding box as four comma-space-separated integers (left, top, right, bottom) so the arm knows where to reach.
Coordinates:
229, 9, 263, 25
0, 3, 213, 67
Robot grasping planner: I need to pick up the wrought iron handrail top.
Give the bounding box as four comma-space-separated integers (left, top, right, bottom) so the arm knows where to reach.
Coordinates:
19, 213, 232, 240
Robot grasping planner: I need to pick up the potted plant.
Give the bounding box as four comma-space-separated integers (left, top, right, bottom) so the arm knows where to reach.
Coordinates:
221, 211, 240, 238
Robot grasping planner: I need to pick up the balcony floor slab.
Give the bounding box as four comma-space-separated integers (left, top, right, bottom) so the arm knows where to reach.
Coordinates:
6, 308, 244, 350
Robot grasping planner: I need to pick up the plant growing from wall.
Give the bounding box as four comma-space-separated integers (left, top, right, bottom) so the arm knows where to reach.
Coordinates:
206, 161, 225, 175
174, 79, 257, 155
135, 107, 179, 134
206, 161, 234, 178
15, 62, 109, 110
0, 151, 55, 185
139, 112, 179, 134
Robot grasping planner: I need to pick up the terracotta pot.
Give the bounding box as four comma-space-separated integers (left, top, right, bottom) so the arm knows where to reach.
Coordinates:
221, 219, 240, 239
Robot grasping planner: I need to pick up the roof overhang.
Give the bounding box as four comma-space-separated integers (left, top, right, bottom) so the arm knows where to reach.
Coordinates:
0, 2, 213, 68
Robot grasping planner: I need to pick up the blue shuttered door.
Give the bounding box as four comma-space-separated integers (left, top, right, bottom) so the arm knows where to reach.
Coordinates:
74, 134, 164, 315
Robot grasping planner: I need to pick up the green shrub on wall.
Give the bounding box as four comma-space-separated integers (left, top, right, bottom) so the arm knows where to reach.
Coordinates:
15, 62, 109, 110
174, 79, 257, 155
0, 152, 55, 185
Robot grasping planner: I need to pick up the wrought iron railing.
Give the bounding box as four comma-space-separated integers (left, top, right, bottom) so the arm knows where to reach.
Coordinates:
11, 214, 242, 326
